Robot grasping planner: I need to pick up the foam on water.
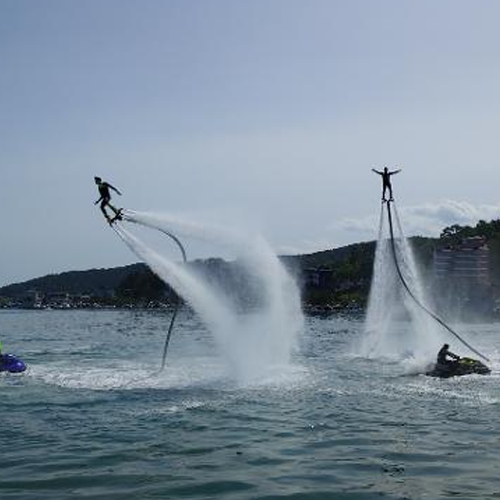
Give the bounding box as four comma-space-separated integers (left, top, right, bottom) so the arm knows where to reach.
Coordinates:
27, 355, 309, 393
27, 357, 228, 391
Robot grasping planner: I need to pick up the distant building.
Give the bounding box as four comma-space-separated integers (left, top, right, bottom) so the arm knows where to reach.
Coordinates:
71, 294, 93, 307
44, 292, 71, 308
434, 236, 490, 285
433, 236, 493, 317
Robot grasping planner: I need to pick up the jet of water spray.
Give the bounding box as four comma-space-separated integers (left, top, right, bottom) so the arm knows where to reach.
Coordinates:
114, 212, 304, 384
361, 203, 445, 363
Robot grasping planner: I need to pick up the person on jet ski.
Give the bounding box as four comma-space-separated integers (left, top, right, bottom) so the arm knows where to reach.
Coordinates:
437, 343, 460, 365
372, 166, 401, 202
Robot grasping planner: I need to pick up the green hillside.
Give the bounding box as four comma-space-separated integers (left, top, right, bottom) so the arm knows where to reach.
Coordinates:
0, 263, 147, 297
2, 218, 499, 311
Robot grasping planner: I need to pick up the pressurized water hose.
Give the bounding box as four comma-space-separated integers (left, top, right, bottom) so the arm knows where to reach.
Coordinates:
154, 227, 187, 371
111, 214, 188, 371
385, 200, 489, 362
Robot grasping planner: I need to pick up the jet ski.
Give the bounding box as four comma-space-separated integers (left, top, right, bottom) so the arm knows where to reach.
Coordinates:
426, 357, 490, 378
0, 354, 27, 373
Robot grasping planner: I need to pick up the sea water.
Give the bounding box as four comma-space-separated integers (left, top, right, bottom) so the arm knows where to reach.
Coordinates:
1, 309, 500, 500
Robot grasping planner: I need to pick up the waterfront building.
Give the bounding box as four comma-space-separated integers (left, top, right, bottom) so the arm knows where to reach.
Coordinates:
433, 236, 493, 317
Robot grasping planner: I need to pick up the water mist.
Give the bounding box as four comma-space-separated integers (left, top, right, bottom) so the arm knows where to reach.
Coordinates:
361, 203, 446, 364
116, 211, 303, 385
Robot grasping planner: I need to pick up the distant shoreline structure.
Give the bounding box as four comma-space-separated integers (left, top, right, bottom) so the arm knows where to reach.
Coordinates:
2, 218, 500, 318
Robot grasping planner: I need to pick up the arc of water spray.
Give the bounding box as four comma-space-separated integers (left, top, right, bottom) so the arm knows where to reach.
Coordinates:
385, 200, 489, 362
111, 214, 188, 371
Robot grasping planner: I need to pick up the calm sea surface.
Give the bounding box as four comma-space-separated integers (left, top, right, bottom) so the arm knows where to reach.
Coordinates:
1, 309, 500, 500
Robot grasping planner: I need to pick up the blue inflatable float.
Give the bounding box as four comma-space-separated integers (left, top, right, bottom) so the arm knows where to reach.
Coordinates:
0, 354, 27, 373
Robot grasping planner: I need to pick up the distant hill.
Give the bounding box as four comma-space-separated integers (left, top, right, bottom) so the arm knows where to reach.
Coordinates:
0, 236, 438, 309
288, 236, 436, 308
0, 263, 147, 297
3, 218, 499, 312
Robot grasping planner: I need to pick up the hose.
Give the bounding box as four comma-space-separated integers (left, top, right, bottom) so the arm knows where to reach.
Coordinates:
111, 217, 188, 371
385, 200, 489, 362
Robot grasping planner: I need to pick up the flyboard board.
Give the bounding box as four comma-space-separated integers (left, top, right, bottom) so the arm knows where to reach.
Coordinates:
108, 209, 123, 225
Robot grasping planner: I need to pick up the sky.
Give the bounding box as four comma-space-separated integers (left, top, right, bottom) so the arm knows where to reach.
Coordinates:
1, 0, 500, 287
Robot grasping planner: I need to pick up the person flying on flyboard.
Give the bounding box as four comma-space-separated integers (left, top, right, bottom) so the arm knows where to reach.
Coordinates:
94, 176, 123, 224
372, 166, 401, 202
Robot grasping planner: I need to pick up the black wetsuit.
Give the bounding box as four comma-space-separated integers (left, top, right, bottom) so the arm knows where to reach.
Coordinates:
437, 346, 459, 365
382, 172, 393, 200
98, 183, 112, 201
96, 181, 121, 219
373, 169, 401, 201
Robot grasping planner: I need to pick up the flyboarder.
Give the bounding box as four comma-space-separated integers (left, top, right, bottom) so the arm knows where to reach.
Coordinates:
372, 166, 401, 202
94, 176, 123, 224
437, 343, 460, 366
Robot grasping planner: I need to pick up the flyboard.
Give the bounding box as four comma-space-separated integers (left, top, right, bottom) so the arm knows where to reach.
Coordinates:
108, 209, 123, 225
0, 354, 27, 373
104, 208, 187, 372
383, 198, 490, 377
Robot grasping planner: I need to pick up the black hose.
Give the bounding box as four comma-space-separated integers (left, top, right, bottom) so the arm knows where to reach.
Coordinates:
112, 216, 188, 371
154, 228, 187, 371
385, 201, 489, 362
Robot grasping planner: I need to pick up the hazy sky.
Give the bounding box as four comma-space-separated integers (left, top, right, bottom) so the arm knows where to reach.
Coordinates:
2, 0, 500, 286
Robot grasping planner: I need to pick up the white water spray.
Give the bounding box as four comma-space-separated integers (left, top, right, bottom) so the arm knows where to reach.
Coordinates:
115, 211, 303, 384
361, 203, 446, 364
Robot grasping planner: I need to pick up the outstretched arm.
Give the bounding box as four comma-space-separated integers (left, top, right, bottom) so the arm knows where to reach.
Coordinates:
109, 184, 122, 196
372, 168, 382, 175
389, 169, 402, 176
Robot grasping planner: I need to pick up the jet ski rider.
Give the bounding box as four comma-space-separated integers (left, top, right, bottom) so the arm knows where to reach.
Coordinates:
437, 343, 460, 366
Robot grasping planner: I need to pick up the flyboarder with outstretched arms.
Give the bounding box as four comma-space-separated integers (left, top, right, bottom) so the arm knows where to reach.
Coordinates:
94, 176, 123, 223
372, 166, 401, 202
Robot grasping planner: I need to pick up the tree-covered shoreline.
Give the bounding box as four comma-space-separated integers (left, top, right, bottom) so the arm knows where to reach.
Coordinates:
2, 218, 500, 313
